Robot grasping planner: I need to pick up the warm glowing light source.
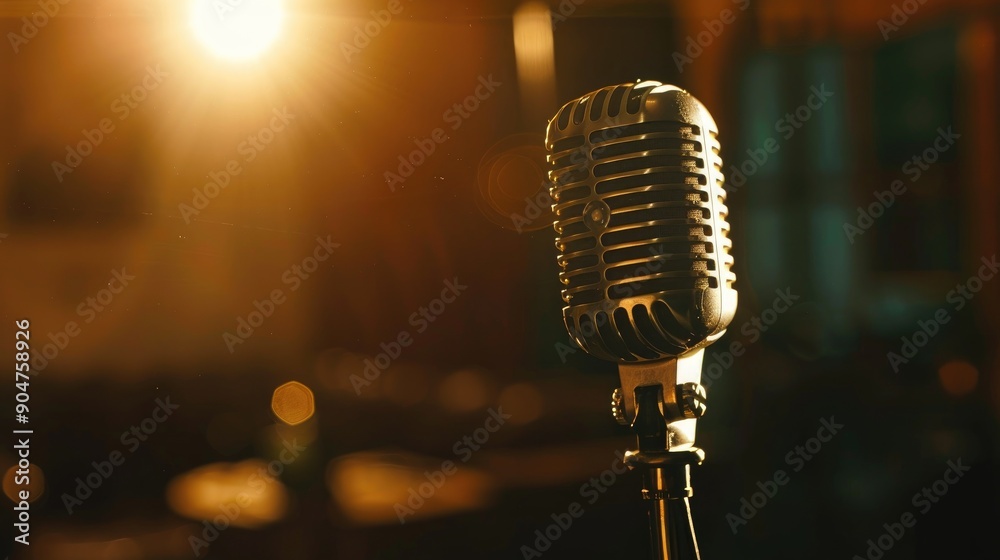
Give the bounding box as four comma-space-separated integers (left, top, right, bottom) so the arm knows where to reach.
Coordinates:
189, 0, 284, 61
327, 451, 494, 525
438, 369, 492, 412
513, 2, 556, 118
166, 460, 289, 528
271, 381, 315, 425
938, 360, 979, 396
498, 383, 544, 425
4, 463, 44, 503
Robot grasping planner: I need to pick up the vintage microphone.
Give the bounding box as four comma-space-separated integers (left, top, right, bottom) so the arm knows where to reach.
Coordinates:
545, 81, 737, 559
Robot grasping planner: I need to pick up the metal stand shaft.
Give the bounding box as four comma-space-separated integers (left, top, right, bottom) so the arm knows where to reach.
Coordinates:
636, 458, 701, 560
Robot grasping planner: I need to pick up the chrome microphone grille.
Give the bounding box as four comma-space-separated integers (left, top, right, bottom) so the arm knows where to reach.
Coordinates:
547, 81, 736, 362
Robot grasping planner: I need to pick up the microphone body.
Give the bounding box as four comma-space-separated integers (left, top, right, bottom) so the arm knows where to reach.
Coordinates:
548, 80, 736, 364
546, 81, 737, 560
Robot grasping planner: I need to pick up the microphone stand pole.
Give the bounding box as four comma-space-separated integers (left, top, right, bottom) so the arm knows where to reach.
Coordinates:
613, 353, 708, 560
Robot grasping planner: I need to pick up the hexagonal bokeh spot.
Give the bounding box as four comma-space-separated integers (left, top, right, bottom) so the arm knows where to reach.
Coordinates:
271, 381, 315, 426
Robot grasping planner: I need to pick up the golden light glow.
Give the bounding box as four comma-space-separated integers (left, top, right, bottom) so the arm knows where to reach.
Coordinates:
513, 2, 556, 119
189, 0, 285, 62
327, 451, 494, 525
3, 463, 44, 503
498, 383, 544, 425
938, 360, 979, 396
438, 369, 492, 412
166, 460, 289, 528
271, 381, 315, 425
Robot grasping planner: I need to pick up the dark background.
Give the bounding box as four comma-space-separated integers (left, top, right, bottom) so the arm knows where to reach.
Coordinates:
1, 0, 998, 559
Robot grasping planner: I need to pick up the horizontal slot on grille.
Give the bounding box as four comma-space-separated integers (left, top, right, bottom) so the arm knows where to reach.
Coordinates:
561, 253, 599, 269
552, 135, 585, 153
556, 219, 590, 236
552, 152, 582, 168
604, 242, 712, 263
607, 276, 717, 298
568, 289, 603, 305
552, 167, 590, 185
594, 156, 704, 178
608, 206, 709, 226
554, 184, 590, 203
555, 202, 585, 218
590, 121, 700, 144
598, 173, 707, 195
602, 225, 711, 247
594, 138, 702, 160
564, 270, 600, 289
605, 258, 711, 280
560, 236, 597, 253
605, 189, 708, 208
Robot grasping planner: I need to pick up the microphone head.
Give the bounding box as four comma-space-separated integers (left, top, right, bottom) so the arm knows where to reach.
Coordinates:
547, 81, 737, 363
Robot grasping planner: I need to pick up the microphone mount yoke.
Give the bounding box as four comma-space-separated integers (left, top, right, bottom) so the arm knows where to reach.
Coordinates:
613, 350, 708, 560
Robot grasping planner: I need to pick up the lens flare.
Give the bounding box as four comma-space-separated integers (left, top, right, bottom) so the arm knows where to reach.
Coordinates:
189, 0, 284, 62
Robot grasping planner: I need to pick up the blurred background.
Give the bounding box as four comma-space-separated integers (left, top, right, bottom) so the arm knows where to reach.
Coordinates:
0, 0, 998, 558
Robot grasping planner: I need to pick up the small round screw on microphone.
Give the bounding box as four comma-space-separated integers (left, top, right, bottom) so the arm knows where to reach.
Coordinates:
611, 387, 629, 426
677, 383, 707, 419
582, 199, 612, 232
